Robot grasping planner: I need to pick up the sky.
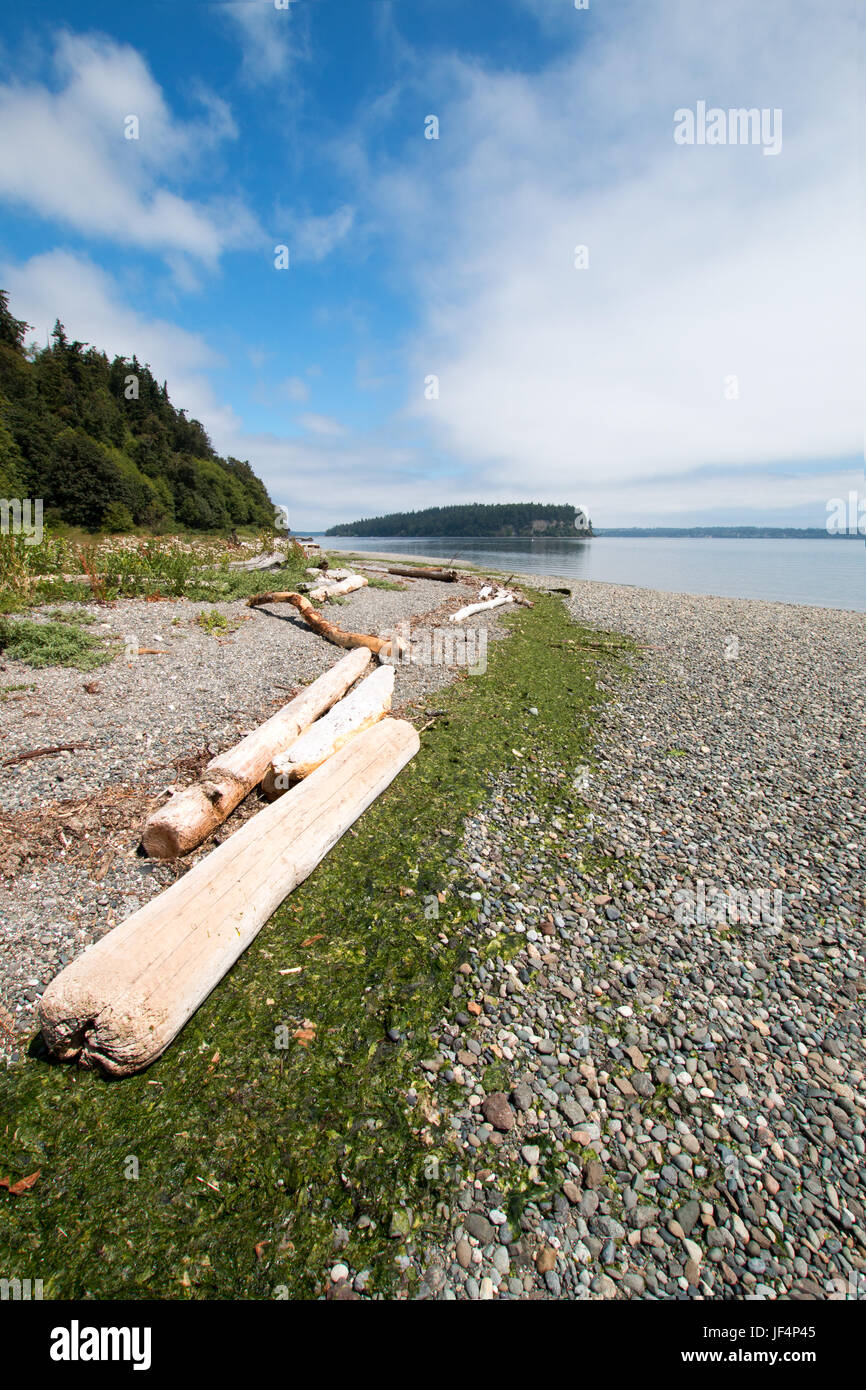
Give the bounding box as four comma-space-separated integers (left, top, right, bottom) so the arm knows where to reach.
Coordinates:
0, 0, 860, 531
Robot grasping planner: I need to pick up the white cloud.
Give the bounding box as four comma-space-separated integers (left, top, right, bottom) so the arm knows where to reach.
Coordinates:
297, 412, 346, 437
0, 33, 258, 264
372, 0, 860, 521
283, 205, 356, 263
223, 0, 297, 84
280, 376, 311, 403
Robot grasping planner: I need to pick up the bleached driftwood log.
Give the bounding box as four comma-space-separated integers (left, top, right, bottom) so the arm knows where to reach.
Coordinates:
308, 574, 368, 602
450, 589, 516, 623
39, 718, 420, 1076
263, 664, 394, 796
247, 591, 392, 657
141, 646, 372, 858
229, 551, 288, 572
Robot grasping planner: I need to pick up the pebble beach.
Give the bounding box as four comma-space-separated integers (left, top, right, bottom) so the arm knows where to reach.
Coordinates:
395, 580, 866, 1301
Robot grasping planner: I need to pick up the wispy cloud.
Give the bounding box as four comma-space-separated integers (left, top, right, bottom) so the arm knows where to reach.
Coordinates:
223, 0, 299, 84
280, 204, 356, 263
0, 33, 259, 266
298, 412, 346, 437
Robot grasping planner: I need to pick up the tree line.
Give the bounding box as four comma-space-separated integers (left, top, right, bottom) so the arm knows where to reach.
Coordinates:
0, 289, 274, 533
326, 502, 583, 537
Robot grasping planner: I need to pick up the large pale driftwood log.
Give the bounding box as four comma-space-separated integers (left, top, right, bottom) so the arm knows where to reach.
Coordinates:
387, 565, 457, 582
263, 664, 394, 796
39, 718, 420, 1076
247, 591, 392, 657
141, 646, 372, 858
450, 590, 516, 623
308, 574, 368, 602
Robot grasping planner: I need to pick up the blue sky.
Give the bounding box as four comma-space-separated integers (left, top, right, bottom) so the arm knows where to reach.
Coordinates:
0, 0, 860, 529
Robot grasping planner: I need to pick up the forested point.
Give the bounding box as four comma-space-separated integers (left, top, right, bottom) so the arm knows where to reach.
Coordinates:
326, 502, 586, 537
0, 289, 274, 533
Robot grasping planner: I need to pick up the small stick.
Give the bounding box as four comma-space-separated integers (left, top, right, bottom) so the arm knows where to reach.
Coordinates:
3, 743, 95, 768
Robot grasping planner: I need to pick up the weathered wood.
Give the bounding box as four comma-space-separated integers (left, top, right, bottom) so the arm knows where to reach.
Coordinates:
229, 551, 287, 572
387, 565, 458, 582
308, 574, 368, 602
247, 592, 392, 657
450, 590, 515, 623
263, 664, 394, 795
39, 719, 420, 1076
306, 567, 350, 581
141, 646, 372, 858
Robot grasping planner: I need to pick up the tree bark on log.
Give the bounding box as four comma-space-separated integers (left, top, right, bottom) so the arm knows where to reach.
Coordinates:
263, 664, 394, 796
247, 592, 392, 657
39, 719, 420, 1076
308, 574, 368, 602
387, 565, 457, 582
141, 646, 372, 858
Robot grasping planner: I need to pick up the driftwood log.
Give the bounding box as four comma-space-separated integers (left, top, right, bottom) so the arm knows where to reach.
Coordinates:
263, 664, 394, 796
229, 551, 288, 572
387, 565, 457, 582
247, 591, 392, 657
450, 590, 516, 623
308, 574, 368, 602
306, 567, 350, 581
141, 646, 372, 858
39, 718, 420, 1076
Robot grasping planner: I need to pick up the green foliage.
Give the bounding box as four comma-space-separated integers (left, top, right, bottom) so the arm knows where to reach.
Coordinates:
0, 289, 275, 533
327, 502, 585, 538
100, 501, 135, 533
0, 614, 117, 669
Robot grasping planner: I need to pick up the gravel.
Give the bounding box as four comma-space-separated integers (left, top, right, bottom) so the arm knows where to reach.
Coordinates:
0, 574, 502, 1049
360, 579, 865, 1301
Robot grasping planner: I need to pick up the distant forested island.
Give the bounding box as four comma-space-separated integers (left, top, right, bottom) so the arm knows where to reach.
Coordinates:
0, 289, 274, 532
326, 502, 590, 537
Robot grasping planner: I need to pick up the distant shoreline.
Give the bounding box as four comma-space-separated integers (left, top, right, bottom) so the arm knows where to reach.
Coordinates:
314, 528, 861, 541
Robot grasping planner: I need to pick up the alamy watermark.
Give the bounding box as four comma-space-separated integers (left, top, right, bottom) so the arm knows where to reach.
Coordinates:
674, 102, 782, 157
1, 1276, 43, 1300
674, 881, 784, 929
826, 490, 865, 536
0, 498, 43, 546
382, 621, 487, 675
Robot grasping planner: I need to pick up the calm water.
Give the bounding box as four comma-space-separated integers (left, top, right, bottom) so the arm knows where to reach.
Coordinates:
317, 535, 866, 613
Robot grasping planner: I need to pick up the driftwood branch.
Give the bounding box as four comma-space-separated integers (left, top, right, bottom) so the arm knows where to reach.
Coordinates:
247, 592, 392, 657
450, 590, 515, 623
3, 743, 95, 768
